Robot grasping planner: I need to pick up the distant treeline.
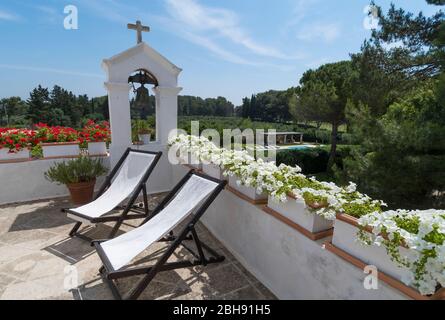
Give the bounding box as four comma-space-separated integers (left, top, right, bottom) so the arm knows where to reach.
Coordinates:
235, 89, 294, 123
0, 85, 109, 128
0, 85, 245, 128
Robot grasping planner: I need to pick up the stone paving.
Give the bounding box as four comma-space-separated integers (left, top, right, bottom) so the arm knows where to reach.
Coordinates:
0, 197, 276, 300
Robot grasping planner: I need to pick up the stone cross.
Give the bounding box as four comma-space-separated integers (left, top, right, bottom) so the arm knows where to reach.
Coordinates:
127, 20, 150, 44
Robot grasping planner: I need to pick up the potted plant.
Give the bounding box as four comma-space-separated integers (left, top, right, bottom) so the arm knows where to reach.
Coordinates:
228, 175, 267, 203
332, 208, 445, 296
267, 193, 334, 234
356, 209, 445, 296
138, 127, 154, 145
200, 146, 226, 180
133, 120, 154, 145
44, 156, 108, 205
80, 120, 110, 156
37, 124, 80, 158
0, 128, 31, 161
167, 133, 445, 297
202, 163, 224, 180
264, 168, 335, 235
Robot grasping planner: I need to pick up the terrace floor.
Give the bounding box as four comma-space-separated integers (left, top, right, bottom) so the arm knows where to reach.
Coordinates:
0, 197, 276, 300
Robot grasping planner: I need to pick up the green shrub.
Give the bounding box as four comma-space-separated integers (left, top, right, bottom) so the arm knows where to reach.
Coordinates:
277, 148, 329, 174
277, 145, 355, 174
44, 157, 108, 185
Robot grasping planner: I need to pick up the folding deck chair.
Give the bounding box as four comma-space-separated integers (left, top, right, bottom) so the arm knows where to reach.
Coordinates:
63, 148, 162, 241
92, 170, 227, 300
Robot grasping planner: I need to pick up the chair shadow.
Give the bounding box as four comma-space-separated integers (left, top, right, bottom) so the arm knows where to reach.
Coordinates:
8, 199, 72, 232
73, 241, 229, 300
43, 224, 125, 264
44, 236, 96, 264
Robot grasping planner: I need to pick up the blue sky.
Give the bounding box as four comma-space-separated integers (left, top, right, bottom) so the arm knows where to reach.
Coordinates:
0, 0, 437, 105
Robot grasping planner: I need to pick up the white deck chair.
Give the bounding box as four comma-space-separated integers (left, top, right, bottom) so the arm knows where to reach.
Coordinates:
64, 148, 162, 241
93, 170, 227, 300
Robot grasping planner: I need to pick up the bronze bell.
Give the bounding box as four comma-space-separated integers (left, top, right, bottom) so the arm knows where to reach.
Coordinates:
134, 84, 150, 108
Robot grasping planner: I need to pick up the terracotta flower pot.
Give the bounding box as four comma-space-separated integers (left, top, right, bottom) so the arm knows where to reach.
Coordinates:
67, 179, 96, 205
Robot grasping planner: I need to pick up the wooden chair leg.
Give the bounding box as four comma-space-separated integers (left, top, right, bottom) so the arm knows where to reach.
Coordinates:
69, 222, 82, 237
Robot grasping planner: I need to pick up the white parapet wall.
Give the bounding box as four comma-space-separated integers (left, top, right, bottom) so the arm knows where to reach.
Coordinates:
173, 164, 409, 300
0, 157, 110, 206
132, 143, 175, 194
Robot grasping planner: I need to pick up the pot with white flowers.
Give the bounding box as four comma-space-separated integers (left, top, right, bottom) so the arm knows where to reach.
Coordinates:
201, 151, 226, 180
332, 206, 445, 296
265, 171, 337, 235
202, 162, 225, 180
168, 133, 445, 297
267, 193, 334, 234
222, 152, 269, 203
44, 156, 108, 205
178, 150, 202, 170
228, 175, 268, 203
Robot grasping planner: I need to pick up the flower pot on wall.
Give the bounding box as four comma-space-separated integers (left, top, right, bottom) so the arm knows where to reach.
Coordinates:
178, 152, 202, 170
202, 164, 225, 180
41, 142, 80, 158
66, 179, 96, 205
88, 141, 107, 156
138, 134, 151, 145
228, 175, 267, 202
0, 149, 30, 161
332, 213, 412, 284
268, 195, 334, 234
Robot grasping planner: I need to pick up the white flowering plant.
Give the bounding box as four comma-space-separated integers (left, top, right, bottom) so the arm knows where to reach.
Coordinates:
168, 134, 444, 295
358, 210, 445, 295
168, 134, 384, 220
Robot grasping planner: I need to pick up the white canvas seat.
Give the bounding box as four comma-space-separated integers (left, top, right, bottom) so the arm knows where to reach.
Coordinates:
93, 171, 227, 300
64, 148, 162, 240
69, 152, 156, 220
101, 174, 219, 270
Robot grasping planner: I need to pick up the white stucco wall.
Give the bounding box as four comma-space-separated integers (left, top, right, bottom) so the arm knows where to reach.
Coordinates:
0, 157, 109, 206
0, 145, 175, 206
134, 143, 175, 194
173, 164, 409, 300
102, 42, 182, 168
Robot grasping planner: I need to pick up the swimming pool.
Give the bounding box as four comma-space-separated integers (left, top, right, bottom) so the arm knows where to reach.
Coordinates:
280, 145, 319, 151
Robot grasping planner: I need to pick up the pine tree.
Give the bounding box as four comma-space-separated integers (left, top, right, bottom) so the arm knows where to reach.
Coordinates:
241, 97, 250, 118
249, 94, 257, 120
27, 85, 51, 125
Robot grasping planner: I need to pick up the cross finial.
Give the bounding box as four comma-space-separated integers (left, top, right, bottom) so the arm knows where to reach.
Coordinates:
127, 20, 150, 44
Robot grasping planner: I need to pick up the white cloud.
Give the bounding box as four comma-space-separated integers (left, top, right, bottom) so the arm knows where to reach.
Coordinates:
180, 31, 259, 66
285, 0, 319, 29
296, 23, 341, 43
165, 0, 302, 60
0, 9, 20, 21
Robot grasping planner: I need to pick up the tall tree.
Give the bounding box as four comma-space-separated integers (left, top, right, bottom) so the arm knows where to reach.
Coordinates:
27, 85, 51, 125
249, 94, 258, 120
240, 97, 250, 118
0, 97, 27, 126
345, 84, 445, 208
352, 0, 445, 116
294, 61, 356, 170
344, 0, 445, 209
